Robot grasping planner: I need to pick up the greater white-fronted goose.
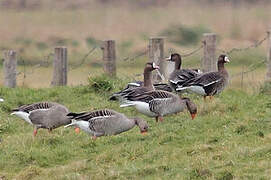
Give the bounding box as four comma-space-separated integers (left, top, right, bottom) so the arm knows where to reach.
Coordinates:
109, 62, 159, 101
120, 90, 197, 122
176, 54, 230, 99
165, 53, 201, 91
11, 102, 77, 136
64, 109, 148, 140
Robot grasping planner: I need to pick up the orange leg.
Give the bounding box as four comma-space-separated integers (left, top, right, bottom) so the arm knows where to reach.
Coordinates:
75, 127, 80, 134
33, 128, 38, 137
92, 136, 97, 141
158, 116, 164, 122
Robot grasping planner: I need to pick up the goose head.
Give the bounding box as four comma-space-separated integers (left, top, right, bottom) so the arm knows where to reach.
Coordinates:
218, 54, 230, 64
183, 98, 197, 119
145, 62, 159, 71
165, 53, 182, 69
217, 54, 230, 71
165, 53, 181, 62
133, 117, 149, 134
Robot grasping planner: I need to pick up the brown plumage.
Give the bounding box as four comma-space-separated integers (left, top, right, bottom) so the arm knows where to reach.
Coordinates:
109, 62, 159, 101
176, 54, 230, 99
165, 53, 201, 91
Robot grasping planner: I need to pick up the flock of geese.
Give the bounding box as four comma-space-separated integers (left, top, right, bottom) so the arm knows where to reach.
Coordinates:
6, 53, 230, 140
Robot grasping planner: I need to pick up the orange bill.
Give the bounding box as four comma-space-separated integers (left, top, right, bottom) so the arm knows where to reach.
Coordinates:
191, 113, 196, 120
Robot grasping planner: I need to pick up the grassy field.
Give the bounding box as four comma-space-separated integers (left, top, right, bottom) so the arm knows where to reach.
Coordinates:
0, 1, 271, 179
1, 79, 271, 179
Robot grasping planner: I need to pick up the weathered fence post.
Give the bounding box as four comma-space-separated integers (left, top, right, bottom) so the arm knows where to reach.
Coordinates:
149, 37, 165, 82
265, 29, 271, 82
51, 47, 67, 86
202, 33, 217, 72
3, 50, 17, 88
101, 40, 116, 77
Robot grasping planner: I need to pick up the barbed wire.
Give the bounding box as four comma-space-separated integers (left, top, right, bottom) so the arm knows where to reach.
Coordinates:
16, 52, 54, 77
122, 49, 149, 61
231, 58, 267, 78
217, 35, 268, 55
69, 46, 97, 71
182, 45, 204, 57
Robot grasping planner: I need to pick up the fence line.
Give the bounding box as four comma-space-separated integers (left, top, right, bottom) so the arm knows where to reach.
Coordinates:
217, 34, 268, 55
69, 46, 97, 71
2, 31, 271, 88
122, 49, 149, 61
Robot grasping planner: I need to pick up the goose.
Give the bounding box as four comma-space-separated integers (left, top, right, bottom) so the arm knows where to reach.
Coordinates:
120, 90, 197, 122
176, 54, 230, 99
64, 109, 148, 140
11, 102, 78, 136
165, 53, 202, 91
109, 62, 160, 101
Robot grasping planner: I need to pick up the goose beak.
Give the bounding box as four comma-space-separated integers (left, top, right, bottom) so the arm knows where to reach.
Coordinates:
165, 56, 171, 61
152, 62, 160, 69
225, 56, 230, 63
75, 127, 80, 134
191, 113, 196, 120
141, 131, 147, 135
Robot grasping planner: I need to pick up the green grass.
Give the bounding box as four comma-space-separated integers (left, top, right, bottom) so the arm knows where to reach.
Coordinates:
1, 81, 271, 179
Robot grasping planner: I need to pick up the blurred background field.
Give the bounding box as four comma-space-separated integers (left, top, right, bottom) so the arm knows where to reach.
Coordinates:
0, 0, 270, 91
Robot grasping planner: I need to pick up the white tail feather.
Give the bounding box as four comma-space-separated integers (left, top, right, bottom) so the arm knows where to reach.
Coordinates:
11, 111, 32, 125
120, 102, 136, 108
176, 86, 187, 91
64, 119, 76, 128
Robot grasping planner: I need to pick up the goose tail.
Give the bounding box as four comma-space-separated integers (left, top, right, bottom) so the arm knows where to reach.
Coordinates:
120, 101, 136, 108
64, 119, 77, 128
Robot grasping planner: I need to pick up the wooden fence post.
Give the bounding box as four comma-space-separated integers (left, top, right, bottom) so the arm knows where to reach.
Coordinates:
51, 47, 67, 86
3, 50, 17, 88
149, 37, 165, 82
202, 33, 217, 73
102, 40, 116, 77
265, 29, 271, 82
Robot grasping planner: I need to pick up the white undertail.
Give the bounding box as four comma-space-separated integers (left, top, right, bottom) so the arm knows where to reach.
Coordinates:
11, 111, 33, 125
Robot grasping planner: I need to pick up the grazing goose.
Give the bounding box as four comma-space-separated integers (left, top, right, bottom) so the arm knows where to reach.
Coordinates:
11, 102, 77, 136
165, 53, 201, 91
109, 62, 160, 101
176, 54, 230, 99
120, 90, 197, 122
65, 109, 148, 140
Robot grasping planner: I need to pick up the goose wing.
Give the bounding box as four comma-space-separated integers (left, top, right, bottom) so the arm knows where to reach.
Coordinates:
12, 102, 56, 113
127, 90, 174, 103
67, 109, 117, 121
181, 72, 223, 87
153, 83, 173, 92
170, 69, 200, 85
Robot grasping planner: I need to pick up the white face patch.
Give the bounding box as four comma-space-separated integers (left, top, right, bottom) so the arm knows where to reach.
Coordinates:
165, 55, 171, 60
152, 62, 159, 69
224, 56, 230, 63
